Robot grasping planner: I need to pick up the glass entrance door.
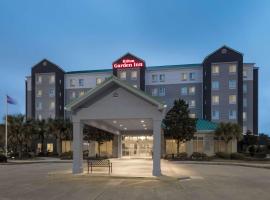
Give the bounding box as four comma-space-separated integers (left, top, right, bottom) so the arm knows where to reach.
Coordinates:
122, 135, 153, 158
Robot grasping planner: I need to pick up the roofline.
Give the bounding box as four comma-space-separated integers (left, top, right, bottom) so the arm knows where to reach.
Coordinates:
112, 52, 146, 65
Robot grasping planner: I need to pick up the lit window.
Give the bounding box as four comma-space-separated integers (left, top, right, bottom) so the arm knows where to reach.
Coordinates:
37, 75, 42, 84
36, 90, 42, 97
212, 81, 219, 90
120, 71, 126, 80
38, 114, 42, 120
79, 91, 85, 97
159, 88, 165, 96
229, 80, 237, 89
159, 74, 165, 82
229, 110, 237, 120
49, 75, 55, 84
189, 72, 195, 80
181, 73, 187, 81
49, 89, 55, 97
50, 101, 55, 110
243, 70, 248, 78
229, 95, 237, 104
212, 95, 219, 105
189, 86, 196, 95
47, 143, 54, 153
79, 79, 84, 87
71, 91, 76, 99
243, 98, 247, 107
151, 88, 158, 96
36, 102, 42, 110
243, 112, 247, 121
70, 79, 75, 87
212, 65, 219, 74
243, 84, 247, 93
181, 87, 188, 95
243, 126, 247, 134
189, 100, 196, 108
152, 74, 158, 82
212, 110, 220, 120
189, 113, 196, 118
96, 78, 103, 85
131, 71, 137, 80
133, 84, 137, 88
229, 64, 237, 73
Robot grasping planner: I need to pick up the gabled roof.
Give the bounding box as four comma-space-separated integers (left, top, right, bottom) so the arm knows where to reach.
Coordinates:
112, 52, 145, 64
196, 119, 218, 133
203, 45, 243, 63
65, 76, 165, 112
32, 59, 65, 72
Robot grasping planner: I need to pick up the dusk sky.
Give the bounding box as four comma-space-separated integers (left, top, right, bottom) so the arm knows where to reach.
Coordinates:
0, 0, 269, 135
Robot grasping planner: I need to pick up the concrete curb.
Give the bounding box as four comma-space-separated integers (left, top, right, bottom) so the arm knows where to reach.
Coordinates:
171, 161, 270, 170
0, 160, 72, 165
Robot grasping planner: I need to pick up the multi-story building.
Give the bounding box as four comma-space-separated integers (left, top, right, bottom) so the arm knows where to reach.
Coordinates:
25, 46, 258, 158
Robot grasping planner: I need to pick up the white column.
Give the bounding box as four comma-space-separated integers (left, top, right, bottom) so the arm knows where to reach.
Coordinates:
72, 121, 84, 174
118, 135, 122, 158
152, 119, 162, 176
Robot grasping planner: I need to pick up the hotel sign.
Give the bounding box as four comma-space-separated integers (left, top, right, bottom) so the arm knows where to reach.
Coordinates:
113, 53, 145, 69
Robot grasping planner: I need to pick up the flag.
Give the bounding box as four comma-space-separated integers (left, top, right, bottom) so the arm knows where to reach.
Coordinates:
7, 95, 17, 105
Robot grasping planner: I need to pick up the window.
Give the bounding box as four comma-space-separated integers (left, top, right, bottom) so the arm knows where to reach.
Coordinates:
181, 87, 188, 95
243, 83, 247, 93
38, 114, 42, 121
131, 71, 137, 80
96, 78, 103, 85
36, 102, 42, 110
243, 126, 247, 134
243, 98, 247, 107
159, 88, 165, 96
229, 80, 237, 89
37, 75, 42, 84
243, 112, 247, 121
50, 101, 55, 110
212, 110, 220, 120
49, 89, 55, 97
120, 71, 126, 80
189, 100, 196, 108
36, 90, 42, 97
79, 79, 84, 87
189, 113, 196, 118
47, 143, 54, 153
229, 95, 237, 104
243, 70, 248, 78
152, 74, 158, 82
212, 95, 219, 105
151, 88, 158, 96
189, 86, 195, 95
70, 79, 75, 87
159, 74, 165, 82
189, 72, 195, 80
229, 110, 237, 120
229, 64, 237, 73
79, 91, 85, 97
71, 91, 76, 99
133, 84, 137, 88
49, 75, 55, 84
212, 65, 219, 74
212, 81, 219, 90
193, 137, 203, 152
181, 73, 187, 81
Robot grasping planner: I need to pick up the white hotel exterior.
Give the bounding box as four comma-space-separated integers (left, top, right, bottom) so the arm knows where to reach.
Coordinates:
25, 46, 258, 175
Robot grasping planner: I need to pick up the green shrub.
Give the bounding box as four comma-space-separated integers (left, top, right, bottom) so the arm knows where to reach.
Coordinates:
0, 154, 7, 163
230, 153, 245, 160
60, 151, 73, 160
190, 152, 209, 160
177, 152, 188, 160
215, 152, 231, 159
254, 153, 267, 158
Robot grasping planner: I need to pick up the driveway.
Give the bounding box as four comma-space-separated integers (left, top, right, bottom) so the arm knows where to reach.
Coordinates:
0, 160, 269, 200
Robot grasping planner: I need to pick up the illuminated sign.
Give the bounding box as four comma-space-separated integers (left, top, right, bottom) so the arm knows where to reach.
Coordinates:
113, 54, 145, 69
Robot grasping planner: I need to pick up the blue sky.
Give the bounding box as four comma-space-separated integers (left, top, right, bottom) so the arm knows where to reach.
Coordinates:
0, 0, 269, 134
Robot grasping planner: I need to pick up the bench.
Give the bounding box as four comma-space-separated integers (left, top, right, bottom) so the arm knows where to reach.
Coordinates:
87, 159, 112, 174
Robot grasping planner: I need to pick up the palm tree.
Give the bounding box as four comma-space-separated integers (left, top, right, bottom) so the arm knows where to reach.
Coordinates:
215, 122, 243, 153
33, 119, 48, 155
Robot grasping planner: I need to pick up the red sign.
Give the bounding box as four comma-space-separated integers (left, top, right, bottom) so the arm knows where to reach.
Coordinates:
113, 53, 145, 69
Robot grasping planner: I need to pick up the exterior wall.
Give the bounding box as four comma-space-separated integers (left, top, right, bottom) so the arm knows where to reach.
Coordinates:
26, 77, 32, 119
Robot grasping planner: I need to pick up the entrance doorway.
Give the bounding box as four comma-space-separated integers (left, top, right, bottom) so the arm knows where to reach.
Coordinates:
122, 135, 153, 158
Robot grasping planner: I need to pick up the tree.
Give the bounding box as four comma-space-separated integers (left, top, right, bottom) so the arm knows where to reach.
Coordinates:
215, 122, 243, 153
83, 125, 114, 157
32, 119, 48, 155
163, 99, 197, 155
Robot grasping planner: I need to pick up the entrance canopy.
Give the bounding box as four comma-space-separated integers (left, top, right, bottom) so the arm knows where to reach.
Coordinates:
65, 76, 166, 176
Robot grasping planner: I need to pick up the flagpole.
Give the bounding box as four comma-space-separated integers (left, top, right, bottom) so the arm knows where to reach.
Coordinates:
5, 95, 8, 157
